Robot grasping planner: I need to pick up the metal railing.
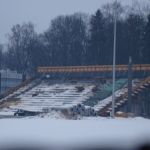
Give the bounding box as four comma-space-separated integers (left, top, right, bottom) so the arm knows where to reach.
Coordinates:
37, 64, 150, 73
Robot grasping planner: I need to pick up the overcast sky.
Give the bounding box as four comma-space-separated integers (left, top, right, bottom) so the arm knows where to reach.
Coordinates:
0, 0, 144, 44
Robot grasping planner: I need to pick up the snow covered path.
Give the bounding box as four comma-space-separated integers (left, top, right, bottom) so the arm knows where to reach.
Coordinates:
0, 117, 150, 149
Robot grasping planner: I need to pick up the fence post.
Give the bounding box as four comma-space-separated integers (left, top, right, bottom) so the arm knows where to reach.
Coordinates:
0, 73, 1, 94
128, 56, 132, 113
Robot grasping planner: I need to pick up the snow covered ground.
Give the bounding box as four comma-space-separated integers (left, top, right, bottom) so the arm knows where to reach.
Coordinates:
0, 79, 149, 149
0, 117, 150, 149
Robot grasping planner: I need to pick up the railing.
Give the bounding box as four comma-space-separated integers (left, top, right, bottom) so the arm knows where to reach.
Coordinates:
37, 64, 150, 73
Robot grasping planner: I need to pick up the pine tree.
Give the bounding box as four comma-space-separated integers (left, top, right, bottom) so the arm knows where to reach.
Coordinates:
88, 9, 106, 65
144, 14, 150, 64
125, 14, 145, 64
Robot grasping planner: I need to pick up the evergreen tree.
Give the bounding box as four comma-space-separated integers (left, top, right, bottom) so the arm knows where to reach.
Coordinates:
144, 14, 150, 64
125, 14, 145, 64
88, 9, 106, 65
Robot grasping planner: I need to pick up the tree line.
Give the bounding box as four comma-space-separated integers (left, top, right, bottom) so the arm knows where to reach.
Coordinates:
0, 1, 150, 76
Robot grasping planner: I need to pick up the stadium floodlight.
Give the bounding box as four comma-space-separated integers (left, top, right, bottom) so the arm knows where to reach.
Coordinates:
111, 0, 117, 118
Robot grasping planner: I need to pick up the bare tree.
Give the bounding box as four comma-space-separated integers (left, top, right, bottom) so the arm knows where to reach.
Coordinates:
44, 13, 88, 66
7, 23, 36, 79
128, 0, 150, 17
101, 1, 124, 22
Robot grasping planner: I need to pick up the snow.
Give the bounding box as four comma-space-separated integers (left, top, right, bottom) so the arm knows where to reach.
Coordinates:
0, 117, 150, 149
0, 111, 14, 116
8, 81, 94, 112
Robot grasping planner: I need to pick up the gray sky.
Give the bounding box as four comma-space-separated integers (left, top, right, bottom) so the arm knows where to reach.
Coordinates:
0, 0, 139, 44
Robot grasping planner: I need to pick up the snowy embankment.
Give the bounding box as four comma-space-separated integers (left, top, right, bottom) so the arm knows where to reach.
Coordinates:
0, 117, 150, 149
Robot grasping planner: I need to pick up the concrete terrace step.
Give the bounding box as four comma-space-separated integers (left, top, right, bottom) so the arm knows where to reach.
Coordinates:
3, 81, 95, 112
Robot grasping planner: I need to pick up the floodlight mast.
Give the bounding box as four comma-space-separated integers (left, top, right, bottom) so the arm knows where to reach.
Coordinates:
111, 0, 117, 118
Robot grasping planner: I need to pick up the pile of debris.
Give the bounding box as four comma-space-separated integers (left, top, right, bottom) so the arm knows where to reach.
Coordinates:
42, 104, 97, 118
70, 104, 97, 116
12, 104, 97, 118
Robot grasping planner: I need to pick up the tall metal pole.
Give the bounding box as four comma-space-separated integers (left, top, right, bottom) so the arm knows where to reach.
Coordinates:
111, 0, 117, 118
0, 73, 1, 94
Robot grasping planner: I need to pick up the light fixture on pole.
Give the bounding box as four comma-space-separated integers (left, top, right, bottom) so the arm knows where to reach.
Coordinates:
111, 0, 117, 118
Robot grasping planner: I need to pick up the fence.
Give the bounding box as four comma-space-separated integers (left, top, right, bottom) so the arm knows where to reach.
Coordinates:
0, 70, 22, 94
